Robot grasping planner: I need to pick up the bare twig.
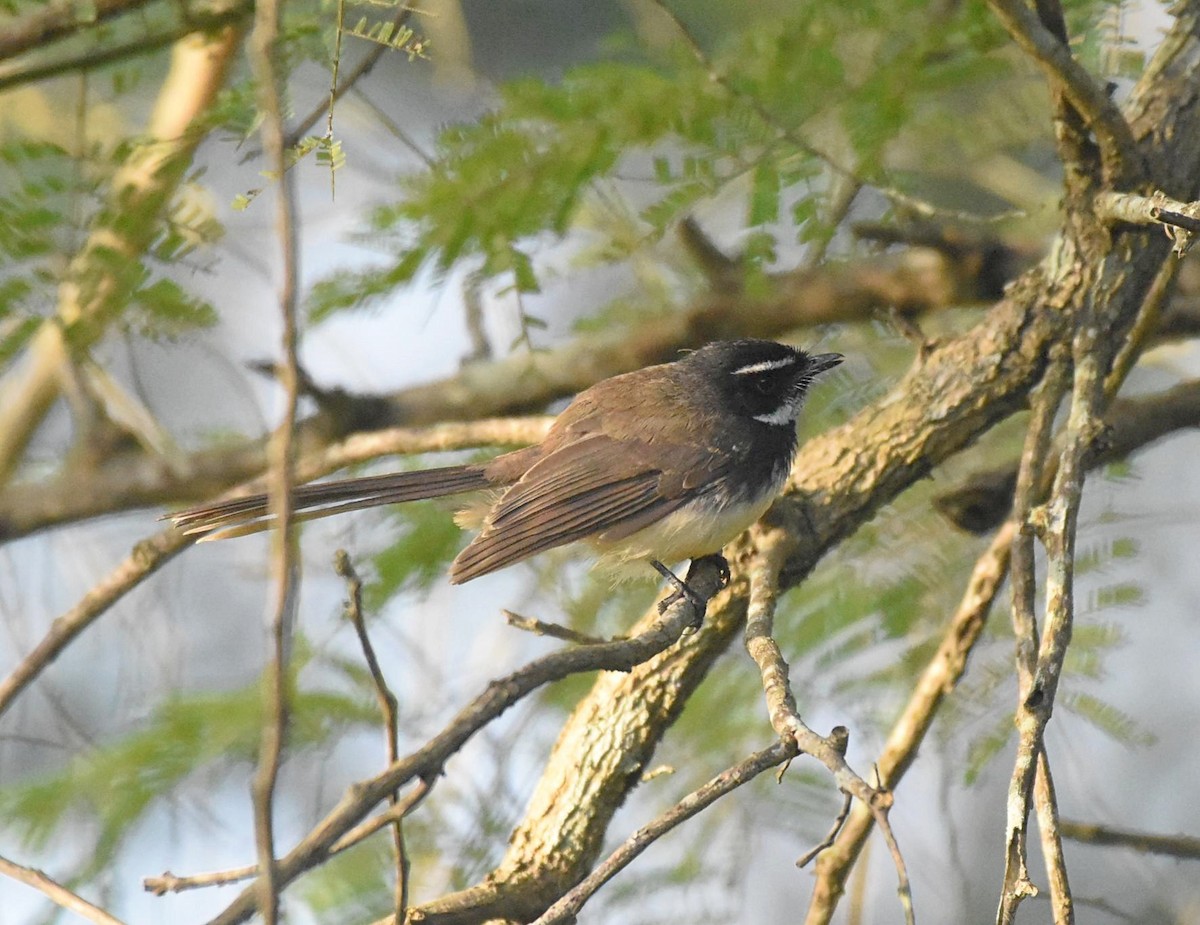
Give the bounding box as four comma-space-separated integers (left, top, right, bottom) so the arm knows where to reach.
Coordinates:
0, 853, 128, 925
805, 522, 1015, 923
997, 354, 1070, 924
248, 1, 302, 921
743, 526, 914, 925
202, 559, 724, 925
145, 781, 435, 898
1096, 190, 1200, 256
797, 793, 854, 869
1059, 820, 1200, 859
335, 551, 408, 919
0, 528, 192, 718
503, 610, 612, 646
530, 741, 799, 925
329, 779, 434, 856
145, 864, 259, 896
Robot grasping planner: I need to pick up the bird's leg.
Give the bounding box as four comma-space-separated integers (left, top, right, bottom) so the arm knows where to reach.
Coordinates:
651, 555, 730, 624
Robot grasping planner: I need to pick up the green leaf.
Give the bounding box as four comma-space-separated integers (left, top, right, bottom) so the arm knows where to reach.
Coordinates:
0, 673, 377, 864
748, 161, 780, 226
1060, 691, 1155, 746
365, 501, 464, 608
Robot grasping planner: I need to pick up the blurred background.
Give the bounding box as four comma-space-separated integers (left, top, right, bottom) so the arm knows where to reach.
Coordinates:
1, 1, 1198, 923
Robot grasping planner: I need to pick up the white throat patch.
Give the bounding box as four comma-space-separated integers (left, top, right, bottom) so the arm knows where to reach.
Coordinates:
752, 394, 802, 426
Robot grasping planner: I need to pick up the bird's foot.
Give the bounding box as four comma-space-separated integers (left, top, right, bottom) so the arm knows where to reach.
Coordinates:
652, 555, 730, 629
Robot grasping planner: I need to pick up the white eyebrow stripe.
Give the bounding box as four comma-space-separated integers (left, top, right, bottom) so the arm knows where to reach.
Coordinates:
733, 357, 795, 375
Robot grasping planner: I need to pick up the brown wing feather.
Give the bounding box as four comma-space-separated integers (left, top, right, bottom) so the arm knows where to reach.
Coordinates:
449, 434, 720, 583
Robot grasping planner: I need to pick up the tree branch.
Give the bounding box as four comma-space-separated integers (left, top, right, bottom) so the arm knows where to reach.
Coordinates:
529, 741, 799, 925
0, 0, 157, 62
985, 0, 1141, 184
0, 852, 128, 925
201, 558, 726, 925
805, 522, 1015, 922
247, 0, 302, 920
0, 24, 242, 487
0, 240, 1023, 540
1059, 820, 1200, 859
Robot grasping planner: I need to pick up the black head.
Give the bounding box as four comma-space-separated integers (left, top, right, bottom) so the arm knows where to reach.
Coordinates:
683, 340, 843, 427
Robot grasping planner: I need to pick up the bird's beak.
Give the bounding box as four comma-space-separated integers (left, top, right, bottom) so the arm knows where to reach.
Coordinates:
807, 353, 844, 376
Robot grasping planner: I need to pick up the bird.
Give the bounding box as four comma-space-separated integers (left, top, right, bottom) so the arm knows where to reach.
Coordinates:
170, 340, 842, 600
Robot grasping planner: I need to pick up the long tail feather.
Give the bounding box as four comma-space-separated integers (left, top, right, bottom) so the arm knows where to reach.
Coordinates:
168, 465, 491, 540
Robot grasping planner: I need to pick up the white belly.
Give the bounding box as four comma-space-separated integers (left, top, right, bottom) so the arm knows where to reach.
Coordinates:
592, 490, 778, 570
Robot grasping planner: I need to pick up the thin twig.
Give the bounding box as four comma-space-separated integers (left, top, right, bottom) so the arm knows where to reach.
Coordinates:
1034, 752, 1074, 923
329, 779, 434, 855
145, 864, 259, 896
743, 526, 914, 925
0, 852, 129, 925
145, 781, 435, 897
797, 793, 854, 868
530, 741, 798, 925
335, 551, 408, 920
1095, 190, 1200, 256
1059, 821, 1200, 859
203, 558, 726, 925
503, 610, 612, 645
248, 1, 303, 921
805, 522, 1015, 924
0, 529, 192, 718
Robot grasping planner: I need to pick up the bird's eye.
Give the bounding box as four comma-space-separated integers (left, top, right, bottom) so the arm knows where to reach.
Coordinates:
750, 375, 776, 395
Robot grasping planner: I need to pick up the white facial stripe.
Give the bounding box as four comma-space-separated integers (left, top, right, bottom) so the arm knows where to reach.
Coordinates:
732, 357, 796, 376
752, 395, 802, 426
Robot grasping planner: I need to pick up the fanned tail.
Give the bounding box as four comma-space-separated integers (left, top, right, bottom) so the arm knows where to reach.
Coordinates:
167, 465, 491, 541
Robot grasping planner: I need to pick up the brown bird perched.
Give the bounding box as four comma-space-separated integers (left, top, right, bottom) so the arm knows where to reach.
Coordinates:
170, 340, 842, 600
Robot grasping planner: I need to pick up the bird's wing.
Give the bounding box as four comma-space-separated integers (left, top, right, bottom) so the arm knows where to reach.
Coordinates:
449, 433, 720, 583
